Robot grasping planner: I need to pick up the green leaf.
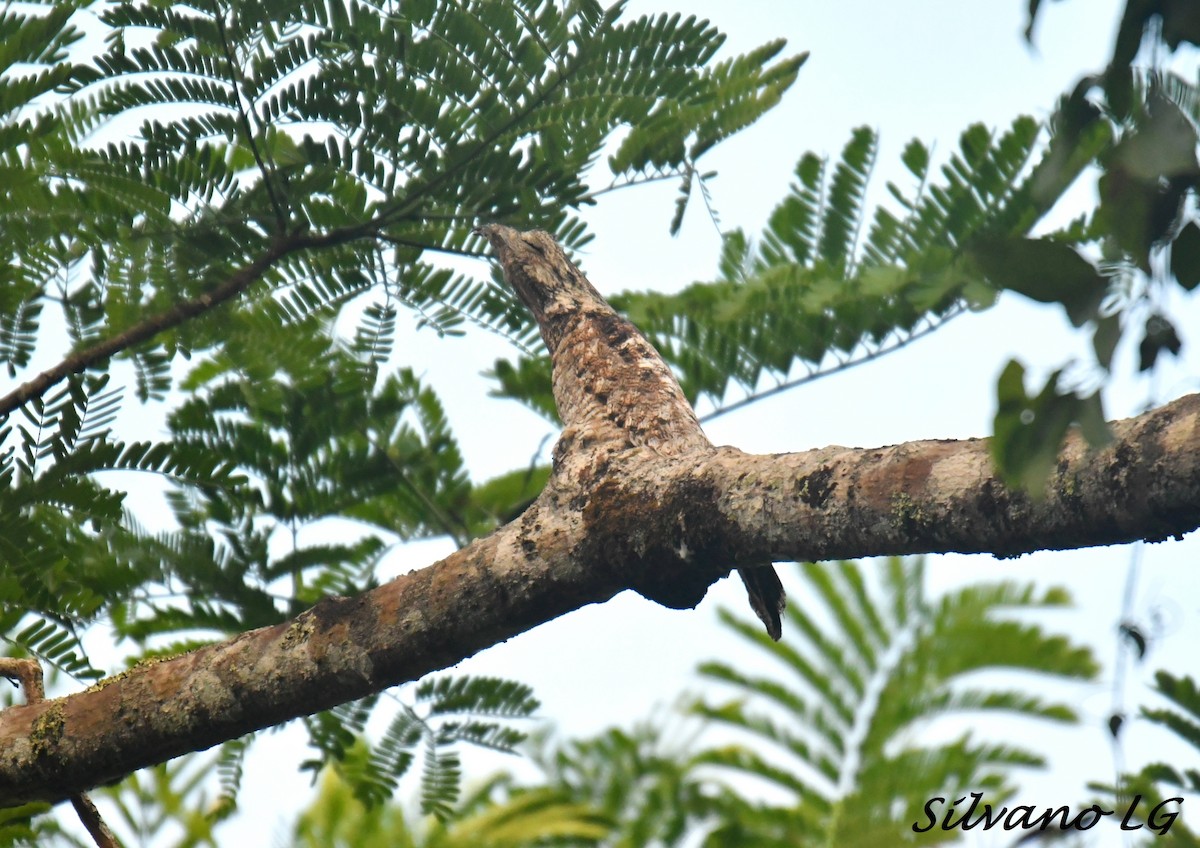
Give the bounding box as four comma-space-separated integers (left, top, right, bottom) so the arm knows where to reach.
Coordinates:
818, 126, 877, 270
421, 745, 462, 821
496, 116, 1053, 420
467, 465, 551, 532
969, 236, 1107, 327
992, 360, 1108, 493
1171, 219, 1200, 291
1138, 313, 1183, 371
12, 616, 102, 681
417, 675, 540, 718
487, 356, 557, 423
1092, 312, 1122, 369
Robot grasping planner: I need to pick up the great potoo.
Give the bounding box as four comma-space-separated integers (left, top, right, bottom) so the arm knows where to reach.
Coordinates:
476, 223, 786, 640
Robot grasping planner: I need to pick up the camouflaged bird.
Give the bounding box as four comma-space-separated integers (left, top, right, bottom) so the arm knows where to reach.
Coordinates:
476, 223, 786, 640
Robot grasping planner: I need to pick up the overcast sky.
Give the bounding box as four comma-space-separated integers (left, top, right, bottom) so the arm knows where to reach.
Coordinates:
68, 1, 1200, 845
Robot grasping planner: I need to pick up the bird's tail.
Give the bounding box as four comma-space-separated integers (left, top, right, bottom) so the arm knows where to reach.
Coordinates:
737, 565, 786, 641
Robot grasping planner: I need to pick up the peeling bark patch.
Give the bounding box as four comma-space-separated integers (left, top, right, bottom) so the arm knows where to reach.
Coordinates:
551, 432, 573, 469
302, 594, 376, 673
902, 453, 934, 490
582, 453, 613, 486
281, 617, 314, 651
31, 704, 64, 748
890, 492, 927, 532
1111, 441, 1137, 490
579, 478, 627, 534
1052, 458, 1085, 516
976, 477, 1010, 523
305, 594, 354, 629
973, 477, 1032, 556
1113, 418, 1180, 541
796, 466, 836, 508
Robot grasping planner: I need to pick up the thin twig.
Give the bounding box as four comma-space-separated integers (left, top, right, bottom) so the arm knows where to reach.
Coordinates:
698, 306, 965, 425
0, 226, 372, 420
583, 171, 682, 202
216, 12, 287, 229
0, 658, 120, 848
70, 795, 121, 848
377, 234, 487, 260
0, 235, 290, 419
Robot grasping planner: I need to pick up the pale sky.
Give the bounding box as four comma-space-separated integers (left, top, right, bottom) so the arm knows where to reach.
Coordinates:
62, 1, 1200, 845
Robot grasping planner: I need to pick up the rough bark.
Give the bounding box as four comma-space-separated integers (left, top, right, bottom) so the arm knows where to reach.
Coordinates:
1, 229, 1198, 806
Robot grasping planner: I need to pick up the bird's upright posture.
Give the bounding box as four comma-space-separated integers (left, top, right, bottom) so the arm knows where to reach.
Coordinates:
476, 223, 786, 640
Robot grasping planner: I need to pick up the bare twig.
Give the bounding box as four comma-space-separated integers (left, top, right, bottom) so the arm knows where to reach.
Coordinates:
216, 12, 287, 229
0, 658, 120, 848
698, 306, 966, 424
0, 658, 42, 702
70, 794, 121, 848
377, 233, 487, 259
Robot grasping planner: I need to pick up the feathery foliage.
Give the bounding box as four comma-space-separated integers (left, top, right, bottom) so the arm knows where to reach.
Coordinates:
490, 115, 1073, 422
27, 675, 542, 846
1139, 672, 1200, 796
14, 0, 808, 393
449, 559, 1100, 847
4, 0, 1193, 842
294, 768, 614, 848
527, 721, 710, 847
1, 0, 803, 823
688, 558, 1097, 846
1089, 670, 1200, 844
301, 675, 539, 818
96, 755, 226, 848
0, 0, 803, 639
0, 367, 240, 681
0, 800, 79, 848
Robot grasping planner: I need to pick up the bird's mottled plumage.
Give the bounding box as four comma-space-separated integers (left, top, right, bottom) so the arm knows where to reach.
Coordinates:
477, 224, 785, 640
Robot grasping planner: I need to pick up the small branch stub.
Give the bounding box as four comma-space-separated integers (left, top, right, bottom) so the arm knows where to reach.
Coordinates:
0, 658, 118, 848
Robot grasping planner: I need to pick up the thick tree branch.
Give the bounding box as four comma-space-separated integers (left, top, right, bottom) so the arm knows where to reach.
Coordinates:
703, 391, 1200, 561
2, 228, 1197, 806
1, 382, 1197, 806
